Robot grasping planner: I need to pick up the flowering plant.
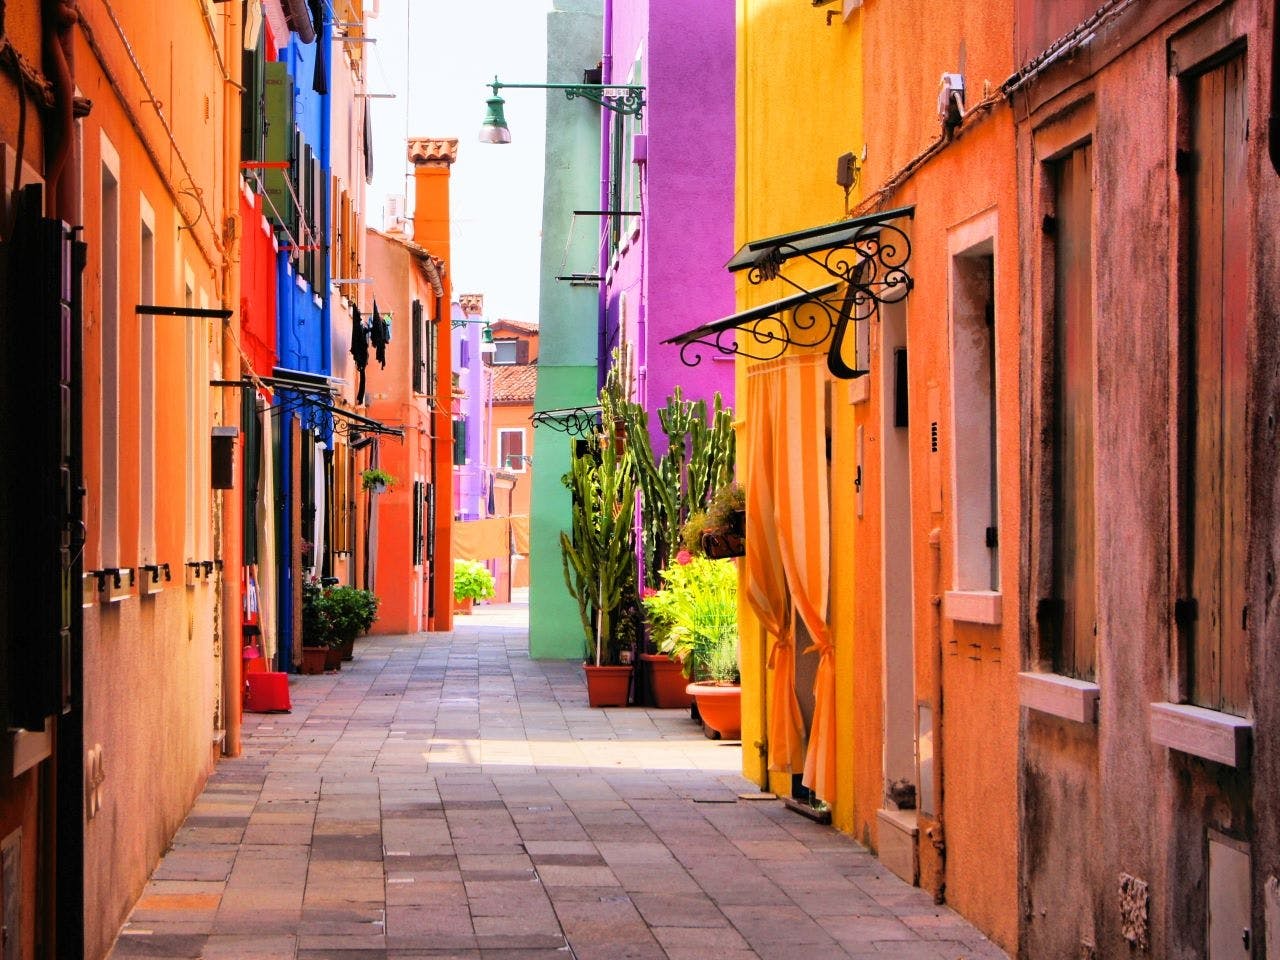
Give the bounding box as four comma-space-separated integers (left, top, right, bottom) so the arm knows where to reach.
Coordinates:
641, 556, 738, 682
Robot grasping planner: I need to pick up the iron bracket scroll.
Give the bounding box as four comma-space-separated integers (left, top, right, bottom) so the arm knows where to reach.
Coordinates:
665, 207, 915, 380
531, 406, 603, 438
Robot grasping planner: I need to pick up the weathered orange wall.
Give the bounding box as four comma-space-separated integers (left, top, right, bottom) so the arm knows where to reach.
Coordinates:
71, 4, 234, 954
858, 0, 1019, 948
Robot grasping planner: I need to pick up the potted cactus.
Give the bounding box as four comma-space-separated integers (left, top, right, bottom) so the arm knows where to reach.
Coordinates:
560, 426, 640, 707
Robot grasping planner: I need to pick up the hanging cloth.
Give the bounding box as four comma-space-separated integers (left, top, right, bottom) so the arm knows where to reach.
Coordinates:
745, 354, 835, 802
371, 298, 388, 368
350, 305, 368, 404
256, 403, 279, 663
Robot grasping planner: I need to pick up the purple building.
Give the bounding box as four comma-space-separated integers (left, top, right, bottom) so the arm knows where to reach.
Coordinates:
599, 0, 736, 441
452, 296, 490, 520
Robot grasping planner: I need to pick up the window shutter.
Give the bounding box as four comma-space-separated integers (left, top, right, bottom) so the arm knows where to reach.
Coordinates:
516, 339, 530, 365
263, 62, 294, 227
452, 419, 467, 466
311, 154, 324, 287
412, 299, 424, 393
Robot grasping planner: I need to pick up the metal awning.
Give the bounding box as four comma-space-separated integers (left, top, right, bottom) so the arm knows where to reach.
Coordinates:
663, 206, 916, 379
724, 204, 915, 285
662, 283, 842, 364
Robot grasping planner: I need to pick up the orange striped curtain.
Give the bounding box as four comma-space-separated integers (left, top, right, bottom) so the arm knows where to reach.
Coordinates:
744, 354, 835, 802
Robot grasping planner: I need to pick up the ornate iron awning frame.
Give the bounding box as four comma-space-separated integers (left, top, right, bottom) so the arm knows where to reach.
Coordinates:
666, 205, 915, 380
531, 405, 602, 437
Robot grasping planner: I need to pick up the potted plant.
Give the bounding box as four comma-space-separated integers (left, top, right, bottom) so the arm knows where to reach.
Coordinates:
560, 428, 640, 707
323, 585, 379, 661
641, 554, 741, 737
699, 482, 745, 559
361, 467, 397, 494
453, 559, 495, 614
300, 578, 338, 674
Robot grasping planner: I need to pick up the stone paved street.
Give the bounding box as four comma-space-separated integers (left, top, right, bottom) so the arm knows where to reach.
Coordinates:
107, 604, 1007, 959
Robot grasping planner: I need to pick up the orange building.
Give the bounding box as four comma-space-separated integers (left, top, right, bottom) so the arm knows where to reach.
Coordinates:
0, 2, 245, 956
705, 1, 1020, 951
487, 319, 539, 520
404, 138, 458, 631
363, 225, 446, 633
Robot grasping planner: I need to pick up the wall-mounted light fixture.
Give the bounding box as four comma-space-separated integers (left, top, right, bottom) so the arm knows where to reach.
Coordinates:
451, 316, 498, 354
479, 75, 646, 144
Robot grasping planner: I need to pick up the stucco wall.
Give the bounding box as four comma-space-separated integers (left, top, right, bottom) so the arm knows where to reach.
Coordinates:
530, 0, 606, 660
1013, 2, 1280, 956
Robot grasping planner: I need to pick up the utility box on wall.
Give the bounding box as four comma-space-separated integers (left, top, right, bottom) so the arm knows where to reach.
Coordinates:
211, 426, 239, 489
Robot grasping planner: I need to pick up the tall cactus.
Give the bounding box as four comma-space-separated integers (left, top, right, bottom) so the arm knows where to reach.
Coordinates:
617, 385, 735, 586
559, 431, 638, 665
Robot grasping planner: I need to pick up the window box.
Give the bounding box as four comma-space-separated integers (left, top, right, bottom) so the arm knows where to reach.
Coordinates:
944, 590, 1002, 625
1019, 671, 1099, 724
1150, 702, 1251, 768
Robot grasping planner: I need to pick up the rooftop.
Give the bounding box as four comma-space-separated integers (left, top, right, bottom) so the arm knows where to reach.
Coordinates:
491, 363, 538, 403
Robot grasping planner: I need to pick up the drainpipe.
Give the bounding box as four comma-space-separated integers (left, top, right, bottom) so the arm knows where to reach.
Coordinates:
221, 0, 244, 758
926, 526, 946, 903
597, 0, 614, 387
1270, 0, 1280, 174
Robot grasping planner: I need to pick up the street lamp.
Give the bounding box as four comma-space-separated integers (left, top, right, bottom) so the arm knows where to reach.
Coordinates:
452, 316, 497, 354
479, 76, 646, 144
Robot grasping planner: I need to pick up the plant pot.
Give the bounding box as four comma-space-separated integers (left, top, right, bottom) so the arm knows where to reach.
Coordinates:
583, 664, 632, 708
338, 636, 355, 662
701, 528, 745, 559
686, 681, 741, 740
641, 653, 693, 709
454, 596, 473, 615
300, 646, 328, 675
324, 645, 343, 671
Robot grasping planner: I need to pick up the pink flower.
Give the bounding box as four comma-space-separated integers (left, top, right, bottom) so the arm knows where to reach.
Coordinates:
640, 587, 658, 599
675, 550, 693, 565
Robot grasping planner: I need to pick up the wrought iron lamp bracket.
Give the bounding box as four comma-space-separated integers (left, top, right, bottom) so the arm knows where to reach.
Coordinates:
531, 406, 603, 438
491, 80, 645, 121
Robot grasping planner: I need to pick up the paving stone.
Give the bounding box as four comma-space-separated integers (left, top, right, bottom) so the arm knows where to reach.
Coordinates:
108, 614, 1005, 960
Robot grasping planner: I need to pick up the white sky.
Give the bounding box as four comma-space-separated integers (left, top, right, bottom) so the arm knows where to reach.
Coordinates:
366, 0, 554, 323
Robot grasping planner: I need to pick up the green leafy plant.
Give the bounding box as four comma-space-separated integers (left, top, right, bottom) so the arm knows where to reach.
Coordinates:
706, 481, 745, 531
302, 580, 379, 648
324, 586, 379, 642
680, 512, 709, 556
361, 467, 397, 492
641, 556, 739, 682
453, 559, 495, 603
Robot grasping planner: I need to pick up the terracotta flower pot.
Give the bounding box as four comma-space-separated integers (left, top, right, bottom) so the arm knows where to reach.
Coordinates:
641, 653, 693, 709
300, 646, 328, 675
454, 596, 473, 615
338, 636, 355, 662
324, 645, 343, 671
583, 664, 632, 707
686, 681, 741, 740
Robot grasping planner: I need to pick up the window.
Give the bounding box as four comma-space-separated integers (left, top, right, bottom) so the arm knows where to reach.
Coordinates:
492, 339, 518, 365
139, 198, 156, 565
100, 138, 120, 567
1043, 142, 1096, 680
950, 242, 998, 592
499, 429, 526, 472
412, 479, 424, 566
1178, 49, 1248, 715
452, 418, 467, 466
412, 299, 425, 393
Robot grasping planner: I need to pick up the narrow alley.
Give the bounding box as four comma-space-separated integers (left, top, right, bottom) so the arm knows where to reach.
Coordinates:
106, 604, 1005, 960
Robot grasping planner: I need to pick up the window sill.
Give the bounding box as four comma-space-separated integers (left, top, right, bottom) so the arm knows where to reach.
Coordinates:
12, 718, 53, 776
1150, 702, 1251, 768
1019, 671, 1099, 724
944, 590, 1002, 625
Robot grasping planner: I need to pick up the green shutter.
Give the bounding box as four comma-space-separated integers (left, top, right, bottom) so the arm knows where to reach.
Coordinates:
263, 62, 294, 228
452, 419, 467, 466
